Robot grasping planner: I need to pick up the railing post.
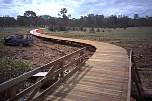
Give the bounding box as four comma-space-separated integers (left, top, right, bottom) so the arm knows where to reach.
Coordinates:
79, 50, 84, 71
59, 61, 64, 78
8, 86, 17, 100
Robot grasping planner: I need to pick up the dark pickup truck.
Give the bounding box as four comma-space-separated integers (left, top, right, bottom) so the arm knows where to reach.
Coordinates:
4, 34, 33, 46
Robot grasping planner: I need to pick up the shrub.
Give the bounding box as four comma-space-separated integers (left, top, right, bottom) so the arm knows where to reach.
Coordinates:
0, 57, 32, 83
79, 27, 83, 31
83, 28, 86, 32
48, 26, 54, 31
96, 28, 100, 32
89, 27, 95, 33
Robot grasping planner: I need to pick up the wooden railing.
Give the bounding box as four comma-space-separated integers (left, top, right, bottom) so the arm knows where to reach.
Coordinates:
0, 46, 93, 101
127, 50, 132, 101
130, 50, 144, 101
0, 29, 96, 101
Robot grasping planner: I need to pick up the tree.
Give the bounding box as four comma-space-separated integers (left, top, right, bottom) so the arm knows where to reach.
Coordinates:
57, 8, 71, 31
1, 10, 152, 28
134, 14, 139, 19
0, 17, 16, 27
24, 10, 36, 18
17, 15, 29, 26
59, 8, 67, 18
24, 10, 37, 26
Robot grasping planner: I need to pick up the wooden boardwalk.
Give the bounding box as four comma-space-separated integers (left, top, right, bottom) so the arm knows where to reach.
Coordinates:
32, 32, 130, 101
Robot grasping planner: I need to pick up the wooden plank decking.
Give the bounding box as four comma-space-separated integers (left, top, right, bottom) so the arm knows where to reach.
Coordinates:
32, 32, 130, 101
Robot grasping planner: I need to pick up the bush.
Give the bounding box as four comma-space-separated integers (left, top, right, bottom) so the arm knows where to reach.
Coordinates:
83, 28, 86, 32
89, 27, 95, 33
48, 26, 54, 31
0, 57, 31, 83
72, 27, 75, 31
79, 27, 83, 31
96, 28, 100, 32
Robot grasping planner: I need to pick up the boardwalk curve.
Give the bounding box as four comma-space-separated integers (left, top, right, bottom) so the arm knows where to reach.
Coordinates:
31, 29, 130, 101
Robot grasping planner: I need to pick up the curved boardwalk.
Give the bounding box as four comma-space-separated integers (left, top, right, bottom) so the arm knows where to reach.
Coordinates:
32, 31, 129, 101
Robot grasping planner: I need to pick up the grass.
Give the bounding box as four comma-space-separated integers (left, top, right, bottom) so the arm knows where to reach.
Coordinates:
0, 26, 151, 100
0, 27, 34, 47
45, 27, 152, 50
46, 27, 152, 97
1, 26, 152, 83
0, 27, 34, 38
45, 27, 152, 41
0, 27, 34, 56
0, 27, 35, 83
0, 57, 32, 83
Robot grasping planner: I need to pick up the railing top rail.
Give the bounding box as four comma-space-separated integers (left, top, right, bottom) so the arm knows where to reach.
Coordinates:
127, 49, 132, 101
0, 47, 86, 92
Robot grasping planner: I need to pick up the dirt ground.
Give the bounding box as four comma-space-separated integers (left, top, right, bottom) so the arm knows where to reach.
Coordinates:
0, 37, 79, 67
134, 47, 152, 95
108, 40, 152, 99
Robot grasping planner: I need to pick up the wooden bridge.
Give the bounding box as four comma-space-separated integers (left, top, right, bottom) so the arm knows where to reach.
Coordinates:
0, 29, 130, 101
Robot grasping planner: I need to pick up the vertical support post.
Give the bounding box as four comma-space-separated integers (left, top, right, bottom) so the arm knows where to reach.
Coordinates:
60, 61, 64, 78
8, 86, 17, 100
79, 50, 84, 71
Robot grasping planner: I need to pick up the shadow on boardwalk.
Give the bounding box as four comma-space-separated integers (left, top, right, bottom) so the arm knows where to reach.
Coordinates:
46, 64, 93, 101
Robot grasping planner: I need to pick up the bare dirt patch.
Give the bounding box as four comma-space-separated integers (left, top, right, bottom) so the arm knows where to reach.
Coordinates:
0, 37, 79, 67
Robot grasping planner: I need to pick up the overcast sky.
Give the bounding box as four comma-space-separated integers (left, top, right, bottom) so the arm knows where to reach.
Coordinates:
0, 0, 152, 18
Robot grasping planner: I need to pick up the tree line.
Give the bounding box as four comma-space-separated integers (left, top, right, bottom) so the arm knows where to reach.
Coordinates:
0, 8, 152, 31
